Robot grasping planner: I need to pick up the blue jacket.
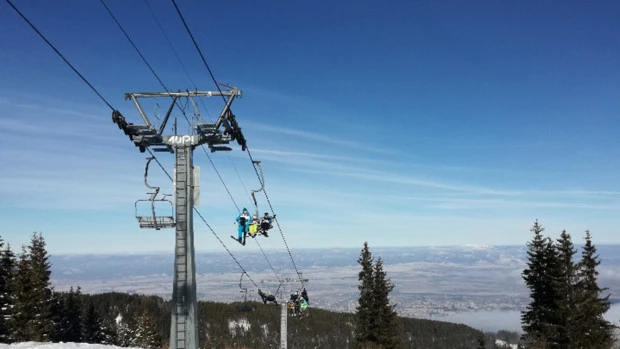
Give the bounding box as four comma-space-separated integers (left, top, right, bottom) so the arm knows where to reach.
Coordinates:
236, 208, 250, 235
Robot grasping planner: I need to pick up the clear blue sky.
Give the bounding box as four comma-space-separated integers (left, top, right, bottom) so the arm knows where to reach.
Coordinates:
1, 0, 619, 255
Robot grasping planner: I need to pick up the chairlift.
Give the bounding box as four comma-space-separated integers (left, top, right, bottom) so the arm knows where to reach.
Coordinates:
237, 273, 257, 312
287, 288, 309, 318
286, 277, 310, 317
135, 157, 175, 230
249, 160, 275, 237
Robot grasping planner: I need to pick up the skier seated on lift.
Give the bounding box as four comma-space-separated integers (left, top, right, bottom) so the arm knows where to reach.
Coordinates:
300, 297, 308, 312
287, 292, 301, 315
248, 215, 260, 238
235, 208, 250, 244
290, 292, 299, 303
260, 212, 276, 237
258, 289, 277, 305
301, 288, 309, 305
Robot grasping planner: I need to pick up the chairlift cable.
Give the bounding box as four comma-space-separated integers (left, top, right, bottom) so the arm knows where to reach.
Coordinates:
144, 149, 261, 289
100, 0, 195, 133
102, 0, 245, 216
99, 0, 171, 98
198, 145, 241, 213
142, 0, 214, 123
166, 0, 290, 289
194, 209, 261, 289
141, 0, 198, 92
4, 0, 115, 111
9, 0, 261, 291
247, 148, 306, 288
254, 238, 281, 281
170, 0, 227, 103
10, 0, 267, 298
103, 2, 284, 295
168, 0, 307, 288
230, 156, 252, 206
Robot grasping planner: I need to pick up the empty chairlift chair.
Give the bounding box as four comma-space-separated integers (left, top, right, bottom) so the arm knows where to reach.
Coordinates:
135, 157, 175, 230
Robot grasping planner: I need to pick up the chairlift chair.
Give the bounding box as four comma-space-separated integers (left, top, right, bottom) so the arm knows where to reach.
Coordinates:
249, 160, 275, 237
135, 157, 175, 230
237, 273, 258, 312
135, 195, 175, 230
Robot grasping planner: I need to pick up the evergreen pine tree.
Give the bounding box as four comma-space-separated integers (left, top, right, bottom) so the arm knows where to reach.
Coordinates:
0, 238, 12, 343
11, 233, 55, 342
355, 243, 401, 349
476, 334, 486, 349
553, 230, 578, 347
53, 287, 84, 342
82, 302, 105, 344
356, 242, 376, 346
11, 246, 30, 342
134, 308, 162, 349
115, 313, 137, 347
521, 221, 560, 347
542, 234, 562, 347
372, 258, 400, 349
99, 312, 119, 345
574, 230, 614, 348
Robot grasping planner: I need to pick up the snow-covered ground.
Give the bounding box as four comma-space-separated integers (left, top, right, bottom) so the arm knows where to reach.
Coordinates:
0, 343, 143, 349
495, 339, 518, 349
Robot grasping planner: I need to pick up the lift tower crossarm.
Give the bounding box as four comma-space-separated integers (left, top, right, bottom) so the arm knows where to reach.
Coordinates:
112, 88, 245, 153
124, 89, 241, 98
212, 88, 239, 131
126, 93, 153, 128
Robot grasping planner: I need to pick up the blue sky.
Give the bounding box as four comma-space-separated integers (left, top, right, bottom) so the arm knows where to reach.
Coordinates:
1, 0, 619, 255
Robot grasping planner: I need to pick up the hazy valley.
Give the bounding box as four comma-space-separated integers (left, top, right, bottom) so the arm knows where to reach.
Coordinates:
50, 245, 620, 332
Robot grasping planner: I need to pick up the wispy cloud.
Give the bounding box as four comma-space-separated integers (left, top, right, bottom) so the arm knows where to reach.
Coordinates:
244, 122, 393, 154
420, 197, 620, 211
247, 147, 620, 200
289, 167, 518, 195
1, 98, 109, 122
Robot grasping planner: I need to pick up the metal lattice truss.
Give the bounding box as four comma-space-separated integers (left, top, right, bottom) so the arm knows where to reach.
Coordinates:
112, 89, 246, 152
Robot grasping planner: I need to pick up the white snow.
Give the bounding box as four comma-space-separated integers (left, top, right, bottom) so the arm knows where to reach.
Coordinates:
0, 343, 143, 349
227, 318, 251, 337
261, 323, 269, 337
495, 339, 518, 349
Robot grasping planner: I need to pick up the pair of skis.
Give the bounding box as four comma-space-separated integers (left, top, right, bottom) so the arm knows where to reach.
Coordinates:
230, 230, 267, 246
230, 234, 246, 246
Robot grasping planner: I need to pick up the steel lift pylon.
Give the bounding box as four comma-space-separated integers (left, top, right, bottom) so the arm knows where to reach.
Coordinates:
112, 88, 246, 349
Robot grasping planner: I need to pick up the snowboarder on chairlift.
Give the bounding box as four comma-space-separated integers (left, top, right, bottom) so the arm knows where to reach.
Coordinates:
235, 208, 251, 244
260, 212, 275, 237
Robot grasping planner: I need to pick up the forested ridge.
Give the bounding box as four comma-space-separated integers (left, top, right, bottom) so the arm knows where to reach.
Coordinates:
54, 292, 492, 349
